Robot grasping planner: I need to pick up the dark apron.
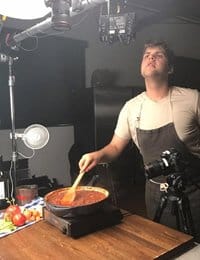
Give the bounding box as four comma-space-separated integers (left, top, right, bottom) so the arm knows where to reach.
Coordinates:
136, 122, 200, 238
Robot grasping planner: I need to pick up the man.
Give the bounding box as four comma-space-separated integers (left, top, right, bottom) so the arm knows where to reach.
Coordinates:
79, 41, 200, 240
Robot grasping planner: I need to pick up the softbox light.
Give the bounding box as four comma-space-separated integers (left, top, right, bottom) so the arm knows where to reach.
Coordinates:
16, 124, 50, 150
0, 0, 51, 20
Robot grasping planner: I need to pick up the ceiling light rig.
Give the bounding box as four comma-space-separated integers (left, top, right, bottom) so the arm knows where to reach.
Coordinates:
99, 0, 136, 45
2, 0, 108, 50
1, 1, 135, 48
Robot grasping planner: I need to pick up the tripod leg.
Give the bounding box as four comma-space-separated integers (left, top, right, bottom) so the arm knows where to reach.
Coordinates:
171, 199, 181, 231
153, 193, 168, 223
177, 196, 196, 236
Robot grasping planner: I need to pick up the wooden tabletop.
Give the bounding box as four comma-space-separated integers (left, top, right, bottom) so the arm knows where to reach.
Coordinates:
0, 213, 193, 260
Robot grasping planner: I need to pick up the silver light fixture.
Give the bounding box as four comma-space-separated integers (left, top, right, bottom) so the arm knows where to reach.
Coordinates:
16, 124, 50, 150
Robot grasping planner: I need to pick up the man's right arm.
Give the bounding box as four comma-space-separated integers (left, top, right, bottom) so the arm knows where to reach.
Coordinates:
79, 134, 129, 173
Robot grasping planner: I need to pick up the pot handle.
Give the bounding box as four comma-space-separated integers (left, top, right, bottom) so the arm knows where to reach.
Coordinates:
87, 175, 100, 186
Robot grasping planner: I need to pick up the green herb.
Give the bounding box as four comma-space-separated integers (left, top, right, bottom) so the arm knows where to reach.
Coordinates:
0, 219, 16, 232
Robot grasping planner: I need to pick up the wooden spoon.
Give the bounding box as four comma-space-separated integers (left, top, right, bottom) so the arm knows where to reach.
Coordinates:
61, 171, 85, 204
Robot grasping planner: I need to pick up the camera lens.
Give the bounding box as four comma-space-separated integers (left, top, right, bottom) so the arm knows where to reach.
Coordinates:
145, 159, 169, 179
144, 149, 187, 180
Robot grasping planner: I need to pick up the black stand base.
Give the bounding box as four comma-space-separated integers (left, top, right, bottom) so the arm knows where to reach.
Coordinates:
153, 188, 196, 237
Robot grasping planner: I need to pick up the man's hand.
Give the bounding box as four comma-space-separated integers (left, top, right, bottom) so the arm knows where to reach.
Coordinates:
79, 151, 102, 173
79, 134, 129, 173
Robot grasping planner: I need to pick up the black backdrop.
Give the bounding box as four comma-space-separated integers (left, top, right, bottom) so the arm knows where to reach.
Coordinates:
0, 31, 86, 129
170, 56, 200, 90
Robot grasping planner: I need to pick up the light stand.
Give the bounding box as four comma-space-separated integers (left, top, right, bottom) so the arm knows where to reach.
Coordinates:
8, 56, 18, 201
5, 55, 50, 202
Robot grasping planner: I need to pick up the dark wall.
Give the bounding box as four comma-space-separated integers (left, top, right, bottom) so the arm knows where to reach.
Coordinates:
70, 86, 145, 187
170, 56, 200, 90
0, 31, 87, 129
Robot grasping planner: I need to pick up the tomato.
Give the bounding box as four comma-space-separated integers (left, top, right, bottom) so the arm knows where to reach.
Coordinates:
4, 212, 13, 222
5, 205, 21, 217
12, 213, 26, 227
4, 205, 21, 222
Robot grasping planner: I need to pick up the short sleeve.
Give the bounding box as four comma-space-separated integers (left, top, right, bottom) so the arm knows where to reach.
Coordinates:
114, 103, 132, 140
197, 90, 200, 125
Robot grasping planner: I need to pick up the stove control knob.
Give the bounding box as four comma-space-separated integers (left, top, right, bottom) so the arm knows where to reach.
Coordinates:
62, 226, 67, 234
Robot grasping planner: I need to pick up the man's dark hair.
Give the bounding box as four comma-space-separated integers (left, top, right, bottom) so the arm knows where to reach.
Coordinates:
143, 40, 175, 72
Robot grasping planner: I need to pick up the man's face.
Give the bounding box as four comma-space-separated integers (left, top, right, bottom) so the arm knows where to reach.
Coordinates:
140, 46, 170, 79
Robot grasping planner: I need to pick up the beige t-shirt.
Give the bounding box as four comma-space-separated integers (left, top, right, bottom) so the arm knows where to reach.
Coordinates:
115, 86, 200, 158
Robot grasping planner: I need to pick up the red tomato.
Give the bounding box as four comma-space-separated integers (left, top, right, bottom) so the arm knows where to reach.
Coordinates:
4, 212, 13, 222
12, 213, 26, 227
5, 205, 21, 217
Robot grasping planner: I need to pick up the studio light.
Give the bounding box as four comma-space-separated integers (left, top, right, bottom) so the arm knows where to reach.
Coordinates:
99, 0, 136, 45
1, 0, 134, 45
0, 0, 51, 20
16, 124, 50, 150
8, 123, 49, 204
45, 0, 72, 30
3, 0, 107, 49
99, 12, 136, 44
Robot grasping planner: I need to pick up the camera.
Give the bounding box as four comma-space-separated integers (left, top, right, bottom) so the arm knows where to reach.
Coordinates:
145, 148, 188, 179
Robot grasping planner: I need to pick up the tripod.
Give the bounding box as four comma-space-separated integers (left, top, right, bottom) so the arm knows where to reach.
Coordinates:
153, 173, 196, 236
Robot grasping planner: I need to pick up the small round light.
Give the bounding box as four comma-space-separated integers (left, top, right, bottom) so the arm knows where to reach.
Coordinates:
23, 124, 49, 149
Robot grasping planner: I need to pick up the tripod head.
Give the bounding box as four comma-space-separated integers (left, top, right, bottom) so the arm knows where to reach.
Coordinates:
165, 171, 186, 195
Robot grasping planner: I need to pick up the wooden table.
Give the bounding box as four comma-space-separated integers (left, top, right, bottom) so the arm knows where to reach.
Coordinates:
0, 213, 193, 260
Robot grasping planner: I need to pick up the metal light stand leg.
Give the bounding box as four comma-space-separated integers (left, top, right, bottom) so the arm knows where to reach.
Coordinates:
8, 57, 17, 202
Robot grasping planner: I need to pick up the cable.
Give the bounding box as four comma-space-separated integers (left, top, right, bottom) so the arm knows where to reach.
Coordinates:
8, 160, 15, 204
18, 150, 35, 159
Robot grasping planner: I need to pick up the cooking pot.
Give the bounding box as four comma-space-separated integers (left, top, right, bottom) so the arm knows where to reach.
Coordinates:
44, 186, 110, 218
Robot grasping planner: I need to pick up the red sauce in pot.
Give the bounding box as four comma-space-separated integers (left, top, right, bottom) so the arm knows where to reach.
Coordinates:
47, 189, 107, 207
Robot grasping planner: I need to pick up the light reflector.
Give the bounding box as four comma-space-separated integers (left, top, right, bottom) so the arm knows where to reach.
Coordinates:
22, 124, 49, 149
0, 0, 51, 20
